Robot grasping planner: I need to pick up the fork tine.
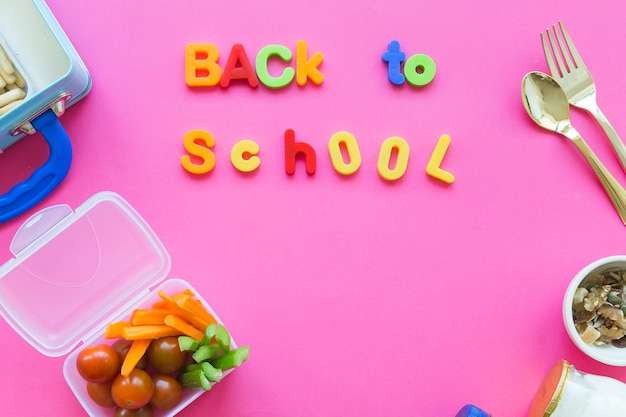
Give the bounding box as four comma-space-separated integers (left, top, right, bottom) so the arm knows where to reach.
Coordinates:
559, 21, 585, 70
554, 22, 576, 72
547, 26, 568, 77
541, 32, 560, 78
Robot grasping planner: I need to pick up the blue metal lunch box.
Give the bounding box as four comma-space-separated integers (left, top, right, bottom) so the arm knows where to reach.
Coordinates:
0, 0, 91, 223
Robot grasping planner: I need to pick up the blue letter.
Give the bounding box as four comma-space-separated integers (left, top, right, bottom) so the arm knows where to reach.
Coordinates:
382, 40, 406, 85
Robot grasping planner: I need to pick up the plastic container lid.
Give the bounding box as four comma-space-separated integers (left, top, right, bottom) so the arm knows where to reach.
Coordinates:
0, 191, 171, 357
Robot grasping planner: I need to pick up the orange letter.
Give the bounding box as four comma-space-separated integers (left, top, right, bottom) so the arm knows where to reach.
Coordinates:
295, 40, 324, 86
181, 130, 216, 174
185, 44, 222, 87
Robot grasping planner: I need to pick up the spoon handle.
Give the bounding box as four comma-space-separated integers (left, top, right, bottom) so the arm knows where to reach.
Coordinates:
569, 132, 626, 225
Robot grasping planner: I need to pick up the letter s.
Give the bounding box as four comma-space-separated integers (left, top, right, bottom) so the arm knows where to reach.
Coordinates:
181, 130, 216, 174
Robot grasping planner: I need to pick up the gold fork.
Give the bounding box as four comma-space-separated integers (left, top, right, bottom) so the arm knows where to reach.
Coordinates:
542, 21, 626, 173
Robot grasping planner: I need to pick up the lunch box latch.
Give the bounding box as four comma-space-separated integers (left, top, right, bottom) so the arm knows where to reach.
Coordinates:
10, 93, 71, 136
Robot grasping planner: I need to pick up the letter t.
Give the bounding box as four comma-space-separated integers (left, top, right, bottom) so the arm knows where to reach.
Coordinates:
382, 40, 406, 86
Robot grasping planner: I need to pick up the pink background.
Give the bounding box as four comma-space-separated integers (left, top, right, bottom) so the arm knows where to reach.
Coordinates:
2, 0, 626, 416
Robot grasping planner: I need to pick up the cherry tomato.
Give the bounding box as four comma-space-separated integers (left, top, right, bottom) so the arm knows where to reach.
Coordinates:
112, 339, 148, 370
147, 337, 187, 374
114, 404, 153, 417
76, 344, 120, 383
150, 374, 183, 411
86, 381, 115, 407
111, 368, 154, 410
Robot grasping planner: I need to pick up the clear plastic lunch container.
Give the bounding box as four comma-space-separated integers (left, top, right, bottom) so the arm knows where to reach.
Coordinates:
0, 191, 238, 416
0, 0, 91, 223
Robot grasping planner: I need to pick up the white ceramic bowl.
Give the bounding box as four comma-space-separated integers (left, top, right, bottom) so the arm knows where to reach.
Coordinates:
563, 255, 626, 366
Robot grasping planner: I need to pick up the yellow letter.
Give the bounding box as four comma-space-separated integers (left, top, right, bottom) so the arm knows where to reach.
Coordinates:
377, 136, 410, 181
181, 130, 216, 174
185, 44, 222, 87
426, 134, 454, 184
231, 140, 261, 172
328, 131, 361, 175
295, 40, 324, 86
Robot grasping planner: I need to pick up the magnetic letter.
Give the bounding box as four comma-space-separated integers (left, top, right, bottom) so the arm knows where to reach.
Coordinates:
220, 44, 259, 88
328, 131, 361, 176
285, 129, 316, 175
404, 54, 436, 87
382, 40, 406, 86
426, 134, 454, 183
256, 45, 295, 89
185, 44, 222, 87
231, 140, 261, 173
295, 40, 324, 86
181, 130, 216, 174
377, 136, 410, 181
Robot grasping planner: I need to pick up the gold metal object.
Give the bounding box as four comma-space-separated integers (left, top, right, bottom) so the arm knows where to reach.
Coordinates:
10, 93, 71, 136
522, 71, 626, 225
541, 21, 626, 173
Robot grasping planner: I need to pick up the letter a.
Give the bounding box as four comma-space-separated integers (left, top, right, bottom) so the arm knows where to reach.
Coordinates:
220, 44, 259, 88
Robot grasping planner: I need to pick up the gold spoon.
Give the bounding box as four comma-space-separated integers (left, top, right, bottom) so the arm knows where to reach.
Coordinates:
522, 71, 626, 225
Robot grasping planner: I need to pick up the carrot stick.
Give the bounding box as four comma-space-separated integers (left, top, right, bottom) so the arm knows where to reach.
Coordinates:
122, 325, 183, 340
120, 339, 151, 377
181, 311, 213, 333
159, 290, 216, 330
176, 295, 217, 327
151, 300, 169, 309
130, 309, 186, 326
104, 321, 132, 339
158, 289, 181, 307
164, 314, 205, 341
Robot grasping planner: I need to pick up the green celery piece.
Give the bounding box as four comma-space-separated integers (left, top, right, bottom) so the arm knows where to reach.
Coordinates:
200, 323, 217, 346
182, 363, 203, 373
179, 369, 213, 391
210, 345, 250, 370
178, 335, 200, 352
192, 343, 222, 363
201, 361, 223, 382
215, 324, 231, 352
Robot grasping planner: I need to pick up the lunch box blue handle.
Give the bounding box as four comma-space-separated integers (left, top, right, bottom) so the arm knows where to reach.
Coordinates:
0, 109, 72, 223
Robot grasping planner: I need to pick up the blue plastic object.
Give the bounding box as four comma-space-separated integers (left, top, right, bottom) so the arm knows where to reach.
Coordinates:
382, 40, 406, 86
0, 109, 72, 223
456, 404, 490, 417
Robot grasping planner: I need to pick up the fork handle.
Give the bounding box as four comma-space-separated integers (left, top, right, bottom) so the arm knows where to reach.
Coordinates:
569, 131, 626, 225
589, 107, 626, 173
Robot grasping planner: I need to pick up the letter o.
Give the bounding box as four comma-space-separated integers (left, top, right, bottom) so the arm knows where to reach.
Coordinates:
404, 54, 436, 87
328, 131, 362, 175
377, 136, 410, 181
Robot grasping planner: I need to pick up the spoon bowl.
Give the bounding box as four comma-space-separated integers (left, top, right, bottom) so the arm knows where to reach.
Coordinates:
521, 71, 626, 225
522, 71, 570, 132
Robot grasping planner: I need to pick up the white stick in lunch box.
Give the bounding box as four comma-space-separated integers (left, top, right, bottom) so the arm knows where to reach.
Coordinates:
13, 70, 26, 88
0, 99, 23, 116
0, 88, 25, 107
0, 66, 15, 85
0, 46, 14, 77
